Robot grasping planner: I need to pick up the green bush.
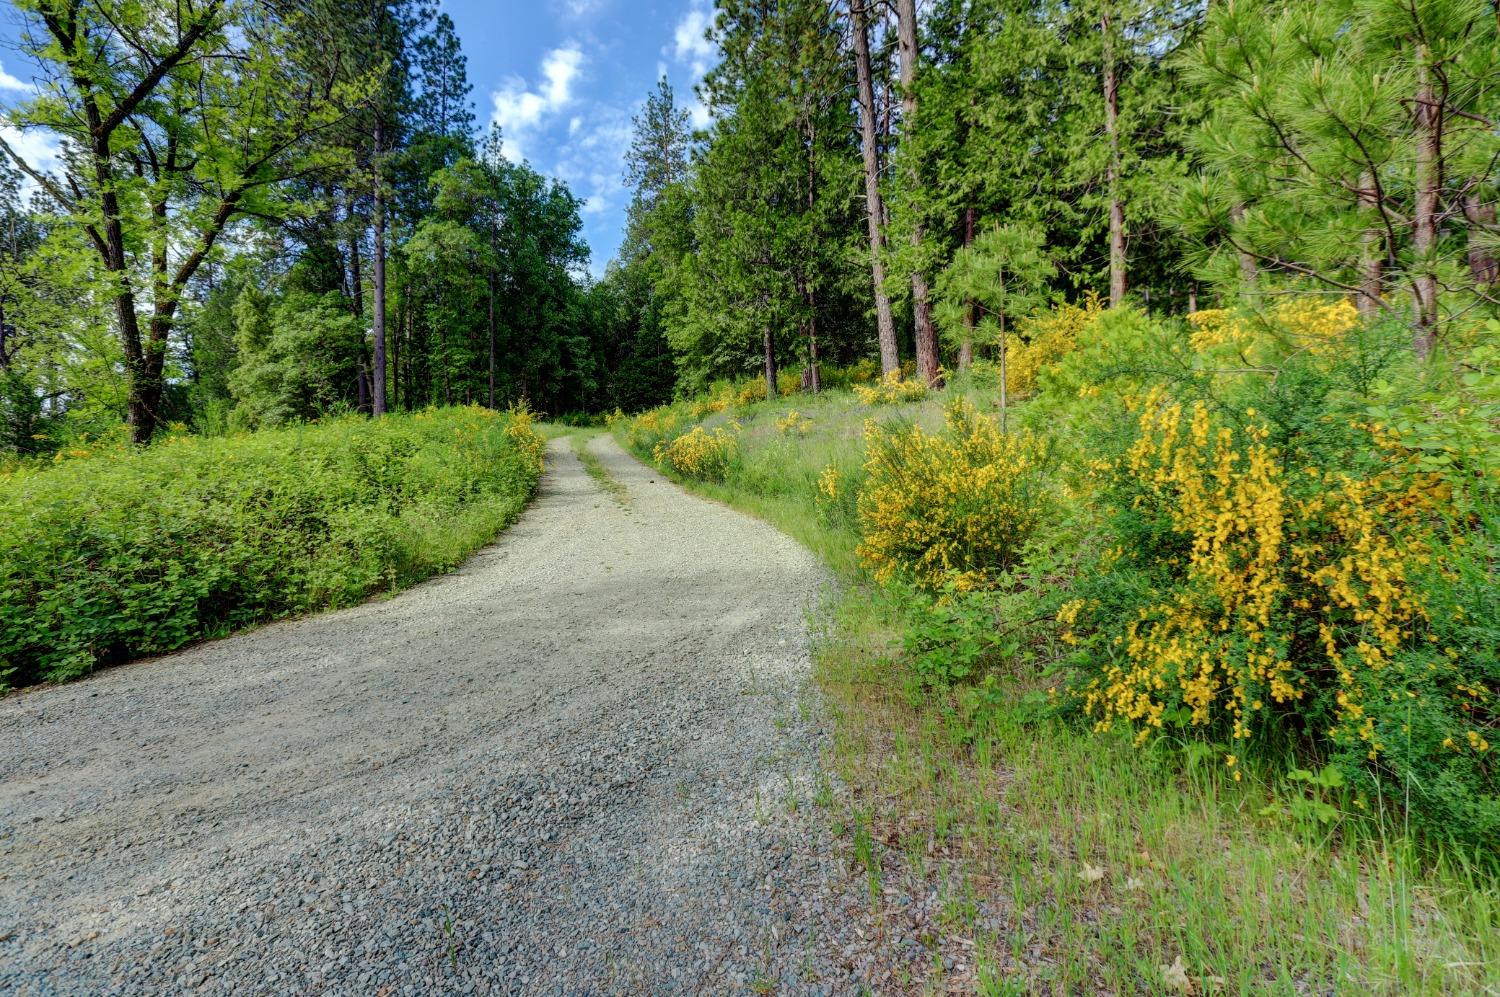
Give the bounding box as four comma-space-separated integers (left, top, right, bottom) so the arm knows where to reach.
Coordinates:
1052, 306, 1499, 848
0, 406, 545, 689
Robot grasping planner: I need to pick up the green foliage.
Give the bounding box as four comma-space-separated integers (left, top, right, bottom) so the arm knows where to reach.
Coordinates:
0, 407, 544, 689
229, 290, 367, 427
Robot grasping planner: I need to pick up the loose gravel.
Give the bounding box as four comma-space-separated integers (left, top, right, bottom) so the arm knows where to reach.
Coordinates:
0, 435, 885, 995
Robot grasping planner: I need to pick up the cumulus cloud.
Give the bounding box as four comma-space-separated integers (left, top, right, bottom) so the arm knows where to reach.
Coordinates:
672, 4, 715, 78
489, 45, 585, 163
0, 62, 28, 92
0, 125, 65, 202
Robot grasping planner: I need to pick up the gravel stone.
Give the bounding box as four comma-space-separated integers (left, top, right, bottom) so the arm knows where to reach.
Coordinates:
0, 436, 886, 994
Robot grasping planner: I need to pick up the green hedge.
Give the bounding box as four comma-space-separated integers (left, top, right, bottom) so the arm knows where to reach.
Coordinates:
0, 406, 545, 688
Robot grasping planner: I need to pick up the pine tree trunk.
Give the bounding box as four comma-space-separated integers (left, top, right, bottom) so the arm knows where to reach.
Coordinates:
1412, 47, 1441, 358
762, 324, 778, 399
1358, 171, 1383, 318
1464, 192, 1498, 286
371, 118, 388, 416
896, 0, 940, 385
487, 272, 497, 408
960, 206, 975, 371
851, 0, 900, 376
1102, 10, 1126, 308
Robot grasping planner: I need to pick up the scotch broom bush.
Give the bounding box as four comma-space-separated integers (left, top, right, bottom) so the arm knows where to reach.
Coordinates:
1056, 311, 1499, 845
653, 423, 739, 481
0, 406, 544, 689
857, 398, 1053, 591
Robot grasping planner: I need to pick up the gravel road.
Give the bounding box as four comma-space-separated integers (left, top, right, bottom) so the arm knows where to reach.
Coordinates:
0, 434, 880, 995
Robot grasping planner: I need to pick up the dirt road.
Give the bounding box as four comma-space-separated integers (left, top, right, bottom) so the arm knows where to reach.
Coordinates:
0, 434, 871, 995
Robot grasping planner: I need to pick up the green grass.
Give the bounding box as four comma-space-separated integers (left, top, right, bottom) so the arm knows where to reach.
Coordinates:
619, 383, 1500, 994
565, 428, 630, 507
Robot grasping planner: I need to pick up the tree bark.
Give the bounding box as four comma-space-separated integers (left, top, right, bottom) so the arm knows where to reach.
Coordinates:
1412, 47, 1441, 358
371, 117, 388, 416
1102, 9, 1126, 308
1464, 191, 1498, 286
851, 0, 900, 376
1357, 171, 1383, 318
347, 193, 364, 320
959, 206, 975, 371
762, 324, 778, 399
896, 0, 940, 385
487, 271, 497, 408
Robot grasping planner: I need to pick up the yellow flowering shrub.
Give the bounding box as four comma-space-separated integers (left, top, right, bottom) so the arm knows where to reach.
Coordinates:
624, 407, 682, 454
853, 370, 929, 406
653, 424, 739, 481
856, 399, 1053, 590
1060, 372, 1497, 840
1004, 294, 1105, 399
1188, 298, 1359, 360
776, 410, 813, 436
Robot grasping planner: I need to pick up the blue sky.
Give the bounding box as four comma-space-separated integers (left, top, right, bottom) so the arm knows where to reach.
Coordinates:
0, 0, 719, 276
430, 0, 716, 274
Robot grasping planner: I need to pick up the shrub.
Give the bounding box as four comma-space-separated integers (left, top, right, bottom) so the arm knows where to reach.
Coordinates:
1059, 379, 1498, 844
0, 406, 545, 689
624, 406, 683, 454
776, 409, 812, 436
1002, 294, 1105, 400
853, 370, 929, 406
857, 399, 1053, 591
653, 424, 739, 481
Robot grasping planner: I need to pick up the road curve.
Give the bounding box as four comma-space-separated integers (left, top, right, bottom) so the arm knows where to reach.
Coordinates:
0, 434, 871, 995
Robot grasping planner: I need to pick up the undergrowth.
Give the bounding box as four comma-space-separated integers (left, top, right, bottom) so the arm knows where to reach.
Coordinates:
1, 405, 544, 689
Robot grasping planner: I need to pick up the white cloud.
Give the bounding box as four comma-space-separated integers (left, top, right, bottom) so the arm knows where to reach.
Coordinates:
673, 4, 716, 78
0, 125, 64, 202
489, 45, 585, 163
0, 62, 28, 92
555, 0, 607, 16
686, 95, 711, 130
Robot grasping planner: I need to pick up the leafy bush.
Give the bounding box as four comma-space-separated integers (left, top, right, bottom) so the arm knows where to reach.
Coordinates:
0, 406, 544, 689
1055, 320, 1499, 845
1001, 294, 1104, 399
853, 370, 929, 405
624, 406, 683, 454
653, 424, 739, 481
857, 398, 1053, 591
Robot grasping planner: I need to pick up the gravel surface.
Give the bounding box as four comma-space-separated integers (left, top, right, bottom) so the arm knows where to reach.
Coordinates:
0, 435, 885, 995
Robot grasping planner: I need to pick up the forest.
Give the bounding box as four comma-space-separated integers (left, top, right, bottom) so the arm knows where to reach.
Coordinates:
0, 0, 1495, 446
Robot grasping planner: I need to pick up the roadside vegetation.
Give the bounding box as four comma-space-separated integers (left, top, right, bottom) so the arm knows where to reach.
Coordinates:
1, 406, 544, 690
621, 300, 1500, 993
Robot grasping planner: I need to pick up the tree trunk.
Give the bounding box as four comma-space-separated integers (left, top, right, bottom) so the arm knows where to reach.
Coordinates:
1412, 47, 1441, 358
347, 193, 364, 320
960, 206, 975, 371
1357, 171, 1383, 318
487, 271, 497, 408
1464, 191, 1498, 286
998, 312, 1008, 434
371, 117, 388, 415
1230, 203, 1256, 286
1187, 283, 1198, 314
762, 324, 778, 399
851, 0, 900, 376
1102, 10, 1126, 308
896, 0, 940, 386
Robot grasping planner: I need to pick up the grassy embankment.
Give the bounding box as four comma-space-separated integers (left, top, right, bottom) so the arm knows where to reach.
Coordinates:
620, 379, 1498, 995
1, 406, 545, 690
